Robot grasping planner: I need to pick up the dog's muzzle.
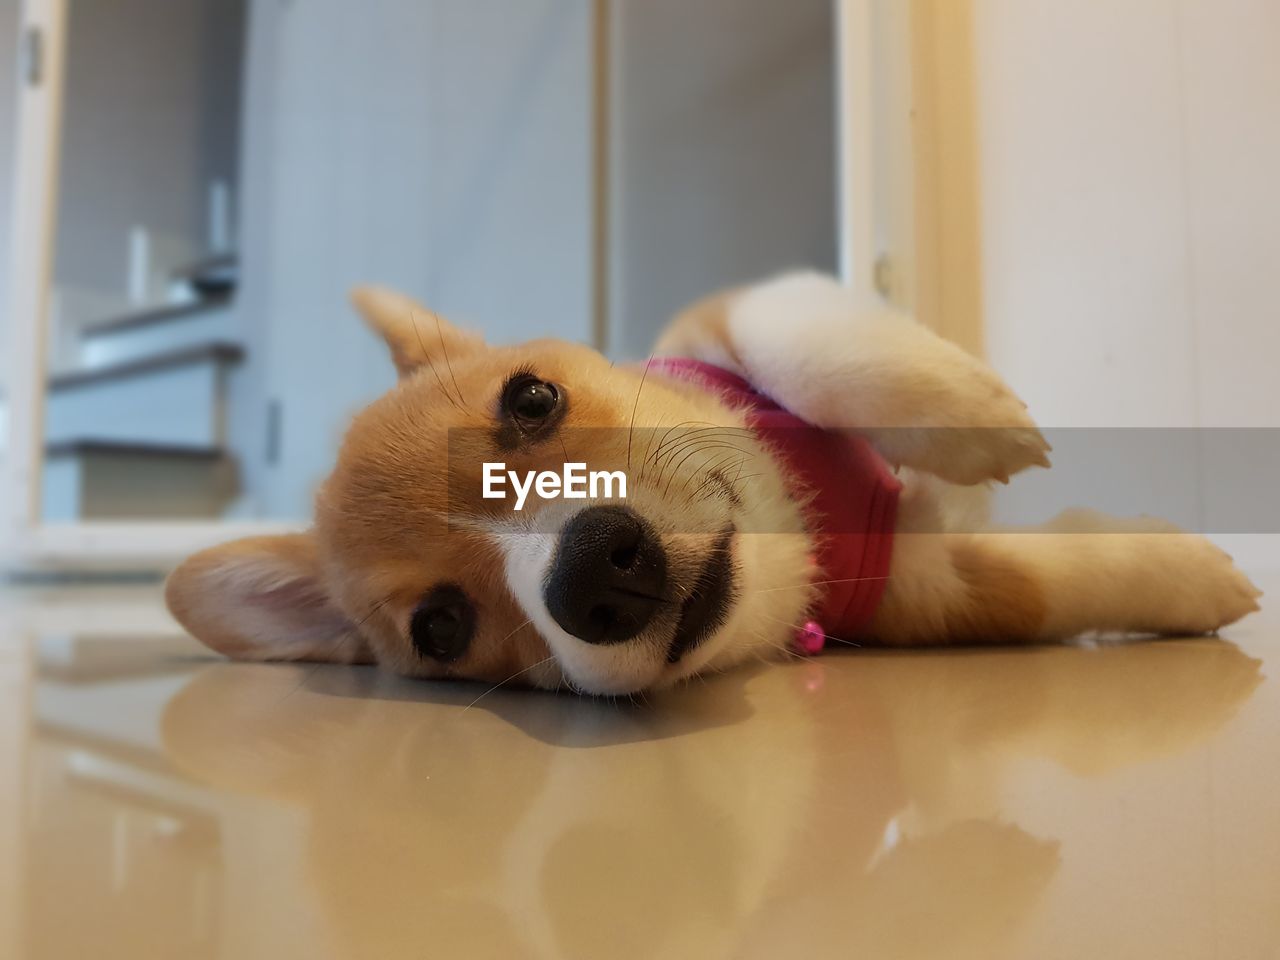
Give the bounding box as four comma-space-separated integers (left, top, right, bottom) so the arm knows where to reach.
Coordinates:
544, 506, 668, 645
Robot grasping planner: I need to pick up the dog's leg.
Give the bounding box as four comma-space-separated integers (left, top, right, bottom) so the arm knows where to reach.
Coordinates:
660, 272, 1050, 486
871, 500, 1263, 644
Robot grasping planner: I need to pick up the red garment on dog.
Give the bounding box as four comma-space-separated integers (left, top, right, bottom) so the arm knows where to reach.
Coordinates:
649, 358, 900, 639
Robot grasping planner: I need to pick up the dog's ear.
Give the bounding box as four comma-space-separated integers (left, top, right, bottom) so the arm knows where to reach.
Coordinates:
165, 533, 374, 664
350, 285, 485, 379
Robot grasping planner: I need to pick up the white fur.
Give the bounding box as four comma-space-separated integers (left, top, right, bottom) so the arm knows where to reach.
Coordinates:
497, 510, 815, 695
726, 272, 1052, 485
499, 526, 668, 695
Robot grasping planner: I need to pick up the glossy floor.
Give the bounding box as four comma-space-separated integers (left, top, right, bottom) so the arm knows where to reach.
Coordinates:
2, 574, 1278, 960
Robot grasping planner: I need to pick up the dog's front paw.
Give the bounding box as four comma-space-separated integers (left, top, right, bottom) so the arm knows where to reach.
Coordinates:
939, 363, 1054, 484
861, 350, 1052, 486
934, 424, 1053, 487
869, 418, 1051, 487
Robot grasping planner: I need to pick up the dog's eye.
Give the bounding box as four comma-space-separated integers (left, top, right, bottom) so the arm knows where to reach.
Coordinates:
410, 585, 475, 663
505, 378, 559, 425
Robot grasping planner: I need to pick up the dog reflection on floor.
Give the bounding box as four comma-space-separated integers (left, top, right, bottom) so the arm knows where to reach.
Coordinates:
162, 639, 1261, 960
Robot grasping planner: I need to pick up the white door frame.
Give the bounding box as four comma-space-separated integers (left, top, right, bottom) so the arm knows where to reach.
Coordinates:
836, 0, 879, 299
2, 0, 293, 572
836, 0, 920, 310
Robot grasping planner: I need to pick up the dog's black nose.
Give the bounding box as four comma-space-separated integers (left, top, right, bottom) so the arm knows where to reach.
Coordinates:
544, 506, 667, 645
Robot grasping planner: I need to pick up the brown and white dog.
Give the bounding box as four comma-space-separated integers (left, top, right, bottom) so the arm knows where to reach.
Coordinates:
165, 272, 1262, 696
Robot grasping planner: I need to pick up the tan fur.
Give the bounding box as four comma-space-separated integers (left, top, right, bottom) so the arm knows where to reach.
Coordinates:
869, 536, 1048, 646
654, 287, 745, 370
946, 539, 1049, 642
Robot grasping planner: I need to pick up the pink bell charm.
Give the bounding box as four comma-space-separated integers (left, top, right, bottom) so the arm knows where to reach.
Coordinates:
793, 620, 826, 656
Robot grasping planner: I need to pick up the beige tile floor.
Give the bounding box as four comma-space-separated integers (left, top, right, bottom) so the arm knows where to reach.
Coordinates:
1, 572, 1278, 960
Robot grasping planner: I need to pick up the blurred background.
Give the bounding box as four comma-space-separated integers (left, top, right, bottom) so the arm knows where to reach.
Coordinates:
0, 0, 1277, 571
1, 0, 845, 552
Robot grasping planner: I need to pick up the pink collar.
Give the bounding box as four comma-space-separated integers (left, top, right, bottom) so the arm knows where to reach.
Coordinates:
648, 358, 901, 655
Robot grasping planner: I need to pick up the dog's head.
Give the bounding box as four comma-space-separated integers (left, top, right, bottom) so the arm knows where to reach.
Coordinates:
166, 287, 815, 694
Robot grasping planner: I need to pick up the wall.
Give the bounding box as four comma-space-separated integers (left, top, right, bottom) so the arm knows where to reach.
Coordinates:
608, 0, 838, 359
973, 0, 1280, 429
966, 0, 1280, 563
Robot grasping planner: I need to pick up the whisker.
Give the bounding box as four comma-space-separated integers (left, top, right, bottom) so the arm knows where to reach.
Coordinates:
651, 436, 757, 490
754, 575, 891, 594
689, 458, 747, 502
277, 663, 324, 705
661, 441, 757, 497
757, 613, 863, 649
284, 593, 391, 695
685, 452, 752, 498
278, 592, 393, 702
460, 619, 541, 710
627, 358, 654, 473
643, 420, 722, 465
724, 456, 753, 499
640, 419, 720, 482
274, 615, 375, 705
433, 310, 467, 407
410, 309, 463, 412
656, 440, 757, 482
691, 458, 747, 504
462, 654, 555, 711
354, 595, 394, 629
744, 622, 810, 662
648, 424, 754, 462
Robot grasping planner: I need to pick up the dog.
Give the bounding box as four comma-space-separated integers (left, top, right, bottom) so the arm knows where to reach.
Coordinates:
165, 271, 1263, 696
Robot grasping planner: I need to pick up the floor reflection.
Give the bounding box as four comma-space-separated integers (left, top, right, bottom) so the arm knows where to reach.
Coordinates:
146, 637, 1262, 960
4, 581, 1268, 960
745, 639, 1264, 959
21, 624, 218, 960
